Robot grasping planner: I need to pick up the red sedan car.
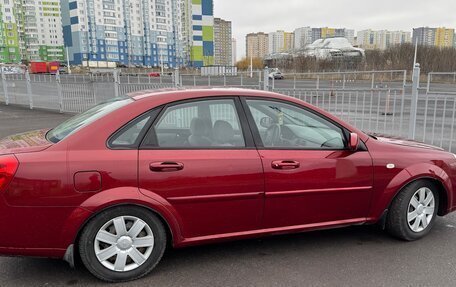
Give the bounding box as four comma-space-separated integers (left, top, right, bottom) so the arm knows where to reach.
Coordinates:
148, 72, 160, 77
0, 88, 455, 282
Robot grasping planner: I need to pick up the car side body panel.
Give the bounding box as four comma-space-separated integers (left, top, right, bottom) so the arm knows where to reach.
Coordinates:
0, 89, 455, 259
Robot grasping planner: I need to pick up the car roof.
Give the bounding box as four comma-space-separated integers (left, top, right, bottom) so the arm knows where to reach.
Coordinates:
128, 87, 287, 101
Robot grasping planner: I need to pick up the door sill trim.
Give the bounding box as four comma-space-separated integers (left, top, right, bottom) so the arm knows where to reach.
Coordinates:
176, 217, 367, 247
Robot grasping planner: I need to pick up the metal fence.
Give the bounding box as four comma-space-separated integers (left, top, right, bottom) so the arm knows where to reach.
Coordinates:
0, 68, 455, 153
0, 71, 176, 113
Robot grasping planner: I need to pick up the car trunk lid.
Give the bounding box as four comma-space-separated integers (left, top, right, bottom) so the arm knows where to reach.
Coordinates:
0, 129, 53, 155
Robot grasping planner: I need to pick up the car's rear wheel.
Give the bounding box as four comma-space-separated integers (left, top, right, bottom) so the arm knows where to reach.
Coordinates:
79, 206, 167, 282
386, 180, 439, 241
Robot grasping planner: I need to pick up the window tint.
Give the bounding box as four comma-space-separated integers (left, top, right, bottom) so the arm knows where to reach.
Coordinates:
153, 99, 245, 148
246, 100, 346, 149
47, 97, 132, 143
110, 117, 150, 147
109, 108, 161, 149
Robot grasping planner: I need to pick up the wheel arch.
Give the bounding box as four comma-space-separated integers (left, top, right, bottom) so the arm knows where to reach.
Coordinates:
369, 163, 453, 221
68, 203, 177, 267
387, 177, 449, 216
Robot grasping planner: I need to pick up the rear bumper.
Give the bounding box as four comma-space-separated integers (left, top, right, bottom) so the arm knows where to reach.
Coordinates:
0, 196, 93, 258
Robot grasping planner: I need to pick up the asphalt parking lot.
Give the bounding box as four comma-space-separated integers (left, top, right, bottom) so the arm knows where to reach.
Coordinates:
1, 105, 456, 287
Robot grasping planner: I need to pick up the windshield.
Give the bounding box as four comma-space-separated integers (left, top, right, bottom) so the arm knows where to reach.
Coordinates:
46, 97, 133, 143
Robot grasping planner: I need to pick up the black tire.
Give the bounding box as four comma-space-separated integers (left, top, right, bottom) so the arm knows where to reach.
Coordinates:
79, 206, 167, 282
386, 180, 439, 241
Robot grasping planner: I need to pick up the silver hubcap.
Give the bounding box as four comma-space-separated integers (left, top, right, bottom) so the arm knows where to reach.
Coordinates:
94, 216, 154, 272
407, 187, 435, 233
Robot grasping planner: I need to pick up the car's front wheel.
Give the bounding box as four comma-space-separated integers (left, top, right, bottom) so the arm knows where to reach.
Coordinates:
386, 180, 439, 241
79, 206, 167, 282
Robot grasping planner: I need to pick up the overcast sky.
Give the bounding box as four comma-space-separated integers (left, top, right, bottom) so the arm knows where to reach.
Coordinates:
213, 0, 456, 59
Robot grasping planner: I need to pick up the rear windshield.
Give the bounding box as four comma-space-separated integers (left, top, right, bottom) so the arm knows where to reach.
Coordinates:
46, 98, 133, 143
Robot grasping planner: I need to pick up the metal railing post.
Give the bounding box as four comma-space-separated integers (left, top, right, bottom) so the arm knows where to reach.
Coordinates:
408, 64, 421, 140
371, 72, 375, 89
56, 72, 64, 113
316, 75, 320, 90
25, 70, 33, 109
2, 70, 9, 105
113, 69, 119, 98
263, 67, 269, 91
426, 73, 431, 94
258, 71, 262, 89
174, 68, 180, 87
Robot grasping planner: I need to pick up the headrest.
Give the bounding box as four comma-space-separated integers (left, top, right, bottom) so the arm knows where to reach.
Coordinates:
213, 120, 234, 144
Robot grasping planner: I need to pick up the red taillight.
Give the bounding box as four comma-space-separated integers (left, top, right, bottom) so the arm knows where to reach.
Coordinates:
0, 155, 19, 192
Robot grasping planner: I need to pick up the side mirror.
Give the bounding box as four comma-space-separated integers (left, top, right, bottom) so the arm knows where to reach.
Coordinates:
349, 133, 359, 151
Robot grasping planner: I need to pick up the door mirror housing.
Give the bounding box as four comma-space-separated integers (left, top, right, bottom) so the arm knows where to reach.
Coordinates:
349, 133, 359, 151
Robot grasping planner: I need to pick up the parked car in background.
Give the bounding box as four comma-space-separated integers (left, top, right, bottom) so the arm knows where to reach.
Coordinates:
269, 68, 284, 80
0, 88, 455, 282
1, 66, 24, 75
148, 72, 161, 77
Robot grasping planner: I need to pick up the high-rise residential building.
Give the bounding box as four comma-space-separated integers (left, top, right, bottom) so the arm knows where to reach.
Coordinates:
294, 27, 312, 49
0, 0, 64, 63
357, 30, 411, 50
61, 0, 213, 68
413, 27, 455, 48
188, 0, 214, 67
318, 27, 355, 45
213, 17, 232, 66
268, 30, 294, 54
61, 0, 187, 67
343, 29, 356, 45
246, 32, 268, 59
231, 38, 237, 65
284, 32, 294, 51
413, 27, 435, 46
0, 1, 21, 63
434, 27, 454, 47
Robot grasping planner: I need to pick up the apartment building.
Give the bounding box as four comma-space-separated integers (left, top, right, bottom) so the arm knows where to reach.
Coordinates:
61, 0, 214, 68
294, 27, 312, 49
413, 27, 455, 48
231, 38, 236, 65
61, 0, 185, 67
213, 17, 232, 66
0, 0, 64, 63
357, 30, 411, 50
188, 0, 214, 67
246, 32, 268, 59
268, 30, 294, 54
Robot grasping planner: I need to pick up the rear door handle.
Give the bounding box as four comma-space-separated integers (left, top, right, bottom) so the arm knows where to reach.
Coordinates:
150, 162, 184, 172
271, 160, 300, 170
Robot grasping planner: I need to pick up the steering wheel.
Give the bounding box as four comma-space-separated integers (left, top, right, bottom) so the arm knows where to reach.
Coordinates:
264, 124, 282, 146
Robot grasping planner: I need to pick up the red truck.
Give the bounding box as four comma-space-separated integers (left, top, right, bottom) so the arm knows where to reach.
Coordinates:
29, 61, 60, 74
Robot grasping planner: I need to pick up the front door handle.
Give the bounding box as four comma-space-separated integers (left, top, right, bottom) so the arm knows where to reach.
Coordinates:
150, 162, 184, 172
271, 160, 300, 170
